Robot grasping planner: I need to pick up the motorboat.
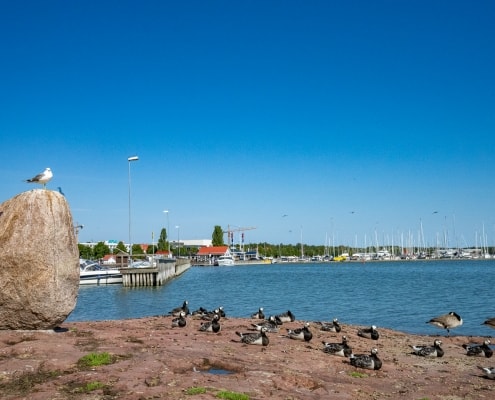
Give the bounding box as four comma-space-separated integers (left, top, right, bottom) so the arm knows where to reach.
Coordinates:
215, 255, 235, 266
80, 259, 123, 285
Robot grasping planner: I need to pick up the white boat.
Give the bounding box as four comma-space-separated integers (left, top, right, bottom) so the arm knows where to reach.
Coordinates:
215, 255, 235, 266
80, 259, 123, 285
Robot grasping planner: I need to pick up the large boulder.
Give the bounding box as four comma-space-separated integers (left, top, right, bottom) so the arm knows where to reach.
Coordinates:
0, 190, 79, 329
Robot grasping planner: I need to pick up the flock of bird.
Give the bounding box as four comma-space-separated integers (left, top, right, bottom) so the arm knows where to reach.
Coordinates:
167, 302, 495, 377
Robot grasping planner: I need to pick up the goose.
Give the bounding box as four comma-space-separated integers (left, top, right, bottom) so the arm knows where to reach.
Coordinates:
251, 316, 279, 333
251, 307, 265, 319
357, 325, 380, 340
276, 310, 295, 323
199, 314, 221, 333
462, 340, 493, 358
171, 311, 187, 328
286, 323, 312, 342
482, 317, 495, 330
411, 339, 444, 357
169, 300, 189, 317
478, 366, 495, 379
349, 348, 382, 370
322, 335, 352, 357
315, 318, 342, 333
427, 311, 463, 336
236, 327, 269, 346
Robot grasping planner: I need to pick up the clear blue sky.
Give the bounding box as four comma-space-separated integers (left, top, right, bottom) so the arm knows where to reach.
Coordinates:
1, 1, 494, 249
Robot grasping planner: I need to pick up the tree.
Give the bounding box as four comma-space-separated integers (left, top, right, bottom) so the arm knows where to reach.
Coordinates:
115, 241, 128, 254
78, 244, 93, 259
93, 242, 111, 260
212, 225, 224, 246
157, 228, 168, 251
132, 244, 144, 256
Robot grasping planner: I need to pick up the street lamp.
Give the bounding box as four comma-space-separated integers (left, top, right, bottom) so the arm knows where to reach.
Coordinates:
176, 225, 180, 258
163, 210, 170, 257
128, 155, 139, 260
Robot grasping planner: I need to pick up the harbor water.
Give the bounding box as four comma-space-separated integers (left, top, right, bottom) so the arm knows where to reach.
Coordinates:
68, 259, 495, 337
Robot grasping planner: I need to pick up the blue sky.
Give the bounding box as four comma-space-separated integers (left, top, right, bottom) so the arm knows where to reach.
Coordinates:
1, 1, 494, 249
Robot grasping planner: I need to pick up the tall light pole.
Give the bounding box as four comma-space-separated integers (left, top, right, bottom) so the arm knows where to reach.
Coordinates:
163, 210, 170, 257
128, 155, 139, 260
176, 225, 180, 258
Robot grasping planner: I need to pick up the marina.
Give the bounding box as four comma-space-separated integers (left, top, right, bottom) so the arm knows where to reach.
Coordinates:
69, 259, 495, 337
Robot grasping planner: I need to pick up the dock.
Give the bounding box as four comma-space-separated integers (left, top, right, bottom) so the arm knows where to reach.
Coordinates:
120, 258, 191, 287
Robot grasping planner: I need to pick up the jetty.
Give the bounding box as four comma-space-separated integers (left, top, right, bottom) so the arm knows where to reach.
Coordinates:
120, 258, 191, 287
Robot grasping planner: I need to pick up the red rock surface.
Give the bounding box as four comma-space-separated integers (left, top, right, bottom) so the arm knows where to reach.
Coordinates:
0, 316, 494, 399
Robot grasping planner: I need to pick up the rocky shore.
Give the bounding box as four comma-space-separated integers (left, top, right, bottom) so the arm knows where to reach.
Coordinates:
1, 315, 494, 399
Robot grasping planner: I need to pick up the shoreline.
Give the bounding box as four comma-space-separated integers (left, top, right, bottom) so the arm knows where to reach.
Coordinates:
1, 316, 494, 399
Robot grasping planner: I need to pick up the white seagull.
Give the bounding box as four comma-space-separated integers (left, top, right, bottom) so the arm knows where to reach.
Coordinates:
25, 167, 53, 189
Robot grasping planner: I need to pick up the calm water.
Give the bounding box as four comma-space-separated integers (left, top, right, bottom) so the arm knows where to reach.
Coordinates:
68, 259, 495, 336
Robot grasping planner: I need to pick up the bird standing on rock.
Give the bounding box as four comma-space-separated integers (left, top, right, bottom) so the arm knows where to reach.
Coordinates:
427, 311, 463, 336
322, 335, 352, 357
315, 318, 342, 333
199, 314, 221, 333
171, 311, 187, 328
25, 167, 53, 189
251, 307, 265, 319
276, 310, 295, 323
169, 300, 189, 317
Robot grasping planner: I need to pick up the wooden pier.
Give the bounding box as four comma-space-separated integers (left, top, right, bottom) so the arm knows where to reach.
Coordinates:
120, 258, 191, 287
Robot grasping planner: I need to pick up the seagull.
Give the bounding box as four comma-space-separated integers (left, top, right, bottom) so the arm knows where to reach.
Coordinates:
286, 322, 312, 342
236, 327, 269, 346
427, 311, 463, 336
171, 311, 187, 328
357, 325, 380, 340
462, 340, 493, 358
478, 366, 495, 380
349, 348, 382, 370
322, 335, 352, 357
25, 167, 53, 189
411, 339, 444, 357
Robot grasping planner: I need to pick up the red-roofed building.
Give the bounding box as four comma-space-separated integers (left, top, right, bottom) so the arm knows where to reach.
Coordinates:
196, 246, 231, 264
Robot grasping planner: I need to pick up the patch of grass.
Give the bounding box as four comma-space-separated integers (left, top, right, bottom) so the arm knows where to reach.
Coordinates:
77, 352, 115, 369
0, 366, 61, 396
216, 390, 250, 400
349, 371, 368, 378
77, 381, 106, 393
185, 386, 208, 395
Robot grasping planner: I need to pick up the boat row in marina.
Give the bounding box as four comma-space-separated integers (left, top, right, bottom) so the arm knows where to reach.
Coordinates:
79, 259, 123, 285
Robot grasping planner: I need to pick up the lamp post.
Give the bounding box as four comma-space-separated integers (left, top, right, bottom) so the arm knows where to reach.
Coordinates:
163, 210, 170, 257
176, 225, 180, 258
128, 155, 139, 260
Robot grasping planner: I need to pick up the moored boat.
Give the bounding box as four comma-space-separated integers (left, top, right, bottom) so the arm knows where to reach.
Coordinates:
80, 259, 123, 285
215, 255, 235, 266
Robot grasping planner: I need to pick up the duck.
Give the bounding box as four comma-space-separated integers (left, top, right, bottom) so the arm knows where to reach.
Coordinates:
482, 317, 495, 330
169, 300, 189, 317
349, 348, 382, 370
427, 311, 463, 336
251, 307, 265, 319
357, 325, 380, 340
478, 366, 495, 380
199, 314, 221, 333
462, 339, 493, 358
322, 335, 352, 357
411, 339, 444, 357
286, 322, 312, 342
171, 311, 187, 328
251, 316, 279, 333
276, 310, 296, 323
236, 327, 270, 346
315, 318, 342, 333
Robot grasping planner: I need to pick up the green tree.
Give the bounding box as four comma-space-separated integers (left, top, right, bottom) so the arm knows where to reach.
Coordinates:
132, 244, 144, 256
212, 225, 224, 246
157, 228, 168, 251
93, 242, 111, 260
115, 241, 128, 254
78, 244, 93, 259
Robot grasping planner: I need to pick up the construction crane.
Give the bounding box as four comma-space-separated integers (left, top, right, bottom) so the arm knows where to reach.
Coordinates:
223, 225, 256, 251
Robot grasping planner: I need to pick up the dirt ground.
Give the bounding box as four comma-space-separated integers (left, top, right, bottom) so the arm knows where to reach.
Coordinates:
0, 315, 494, 399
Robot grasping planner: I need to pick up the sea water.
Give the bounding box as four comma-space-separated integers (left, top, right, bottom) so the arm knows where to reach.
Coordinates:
68, 259, 495, 336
